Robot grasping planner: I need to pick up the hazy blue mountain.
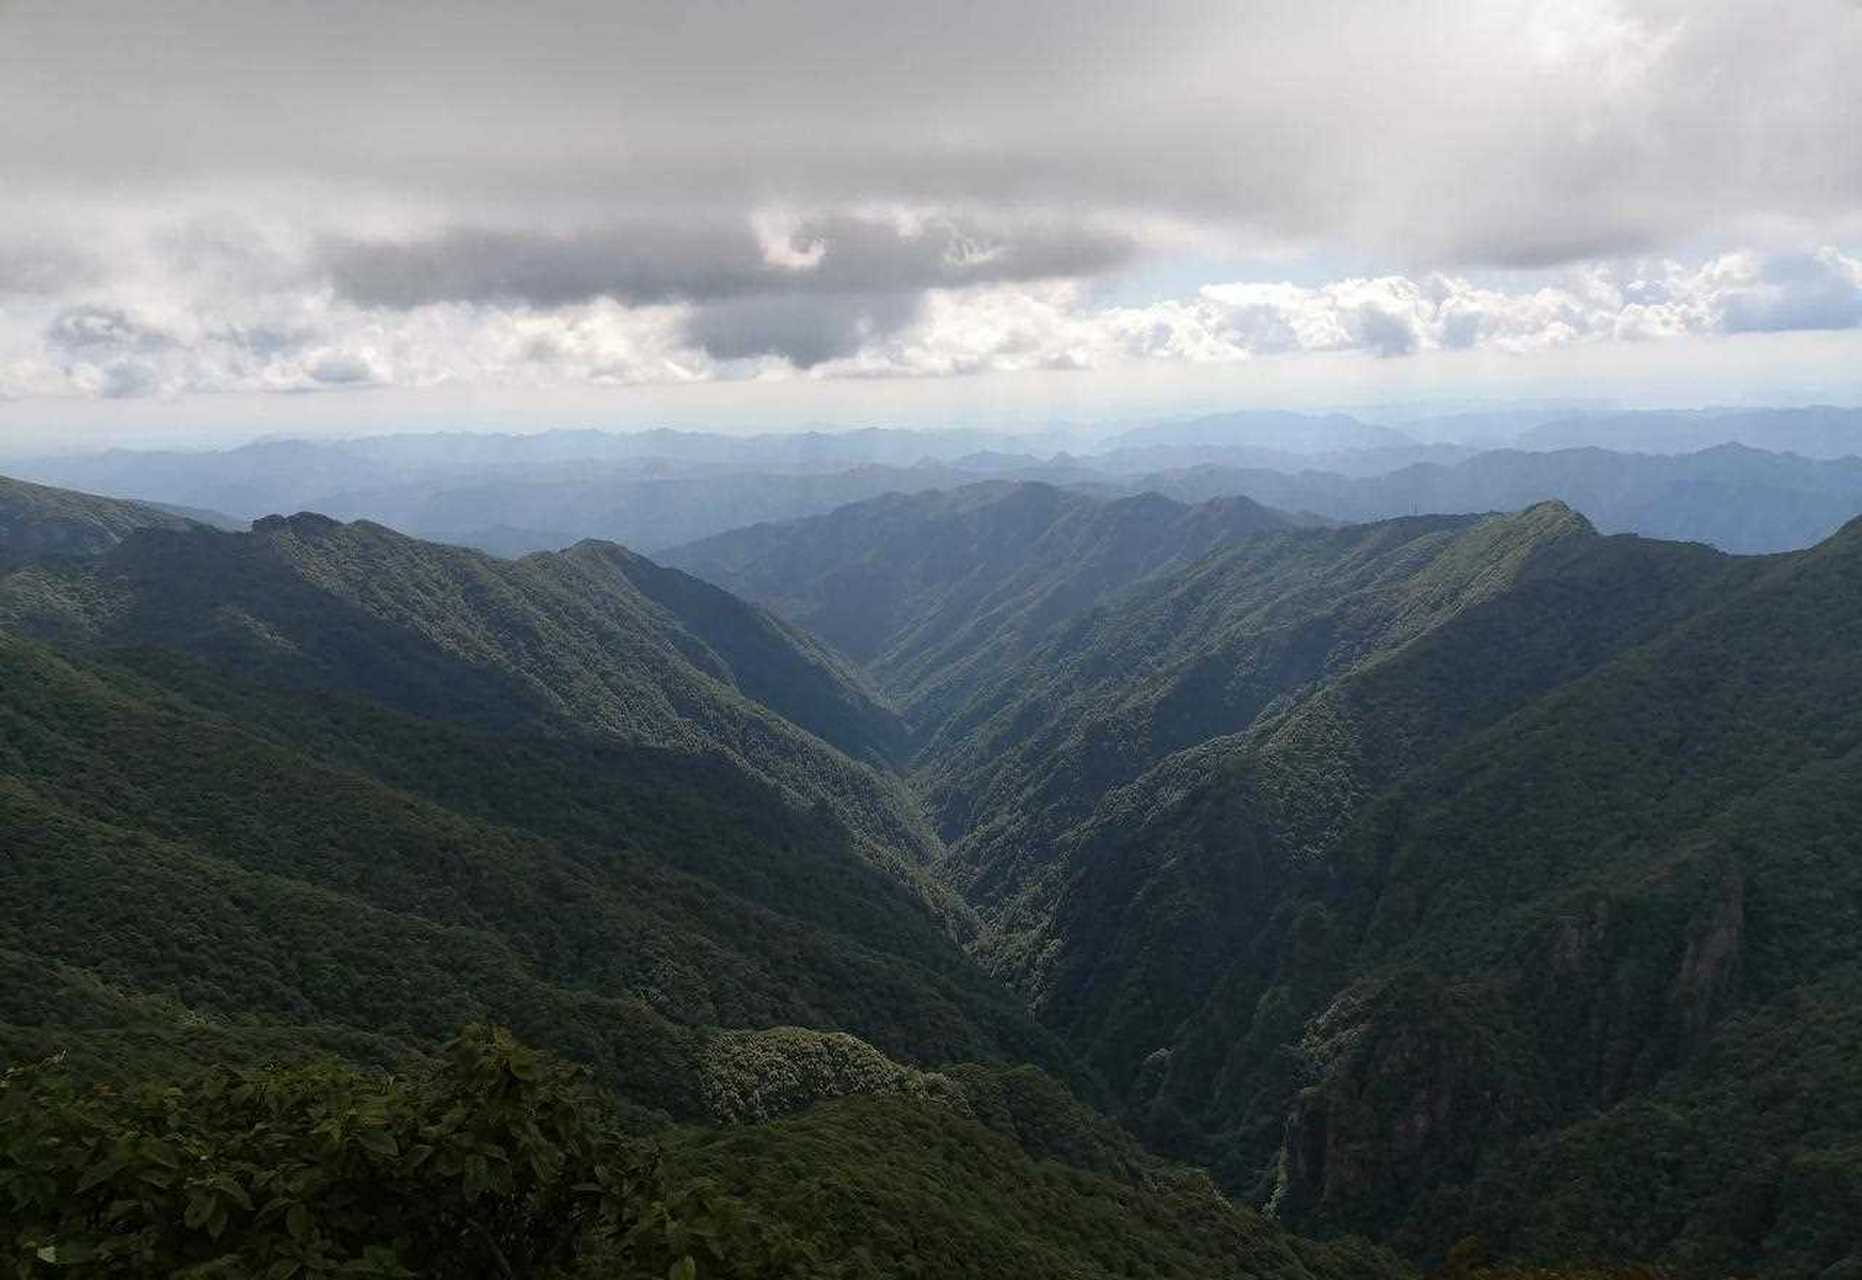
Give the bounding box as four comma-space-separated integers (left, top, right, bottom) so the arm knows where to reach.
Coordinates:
1090, 441, 1479, 477
21, 410, 1862, 558
1131, 444, 1862, 552
1516, 406, 1862, 458
10, 438, 1106, 553
1110, 410, 1419, 454
310, 460, 1112, 554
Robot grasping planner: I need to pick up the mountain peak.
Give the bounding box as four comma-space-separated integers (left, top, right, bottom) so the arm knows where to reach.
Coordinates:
251, 510, 345, 536
1516, 498, 1597, 538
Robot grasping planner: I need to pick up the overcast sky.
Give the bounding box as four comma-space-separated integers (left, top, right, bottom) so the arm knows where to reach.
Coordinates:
2, 0, 1860, 446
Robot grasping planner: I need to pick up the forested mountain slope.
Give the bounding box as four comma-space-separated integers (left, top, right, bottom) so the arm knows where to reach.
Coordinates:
664, 481, 1302, 729
0, 512, 922, 859
0, 475, 1413, 1280
912, 504, 1862, 1275
0, 473, 204, 568
0, 631, 1065, 1105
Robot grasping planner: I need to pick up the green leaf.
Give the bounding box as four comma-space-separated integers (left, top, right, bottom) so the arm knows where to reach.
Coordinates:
354, 1128, 399, 1157
668, 1257, 697, 1280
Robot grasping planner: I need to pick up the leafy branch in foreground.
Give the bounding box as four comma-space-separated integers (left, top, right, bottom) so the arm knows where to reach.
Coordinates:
0, 1025, 820, 1279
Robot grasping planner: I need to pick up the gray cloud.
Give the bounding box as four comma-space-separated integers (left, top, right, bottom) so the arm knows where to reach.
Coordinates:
307, 354, 378, 385
46, 306, 174, 354
98, 361, 159, 399
318, 215, 1135, 310
685, 292, 924, 367
1, 0, 1859, 409
1720, 252, 1862, 333
314, 212, 1134, 364
0, 238, 97, 296
2, 1, 1856, 270
320, 222, 768, 309
1354, 306, 1419, 357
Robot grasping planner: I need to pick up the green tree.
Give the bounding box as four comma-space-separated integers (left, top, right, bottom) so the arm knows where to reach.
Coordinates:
0, 1025, 818, 1279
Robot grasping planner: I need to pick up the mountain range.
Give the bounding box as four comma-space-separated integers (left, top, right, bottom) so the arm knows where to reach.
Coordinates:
5, 456, 1862, 1277
666, 480, 1862, 1275
12, 405, 1862, 556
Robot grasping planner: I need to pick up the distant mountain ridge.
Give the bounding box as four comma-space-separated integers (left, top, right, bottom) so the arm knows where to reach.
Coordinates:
0, 473, 206, 567
13, 405, 1862, 555
1517, 405, 1862, 457
1129, 444, 1862, 553
664, 482, 1310, 731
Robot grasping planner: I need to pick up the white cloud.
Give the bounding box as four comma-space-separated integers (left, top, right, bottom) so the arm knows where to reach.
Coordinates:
0, 229, 1857, 403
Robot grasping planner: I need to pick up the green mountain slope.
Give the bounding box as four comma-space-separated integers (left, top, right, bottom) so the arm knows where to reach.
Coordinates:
0, 633, 1064, 1106
664, 480, 1301, 730
0, 477, 1413, 1279
0, 473, 204, 569
919, 506, 1862, 1274
927, 507, 1633, 913
0, 512, 926, 870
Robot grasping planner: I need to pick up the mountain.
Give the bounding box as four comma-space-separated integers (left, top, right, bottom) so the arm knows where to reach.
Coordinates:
907, 503, 1862, 1275
1092, 440, 1479, 478
11, 439, 1110, 554
0, 508, 911, 782
664, 481, 1307, 731
0, 483, 1081, 1124
1133, 444, 1862, 553
0, 473, 1411, 1279
0, 473, 206, 568
1516, 406, 1862, 458
1111, 411, 1419, 455
319, 460, 1105, 554
11, 456, 1862, 1274
19, 411, 1862, 558
0, 631, 1072, 1096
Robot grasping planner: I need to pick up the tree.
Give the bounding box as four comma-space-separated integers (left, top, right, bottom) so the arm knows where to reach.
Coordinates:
1, 1025, 820, 1279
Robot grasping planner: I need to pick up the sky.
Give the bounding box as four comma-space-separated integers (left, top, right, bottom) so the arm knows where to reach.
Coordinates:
2, 0, 1860, 449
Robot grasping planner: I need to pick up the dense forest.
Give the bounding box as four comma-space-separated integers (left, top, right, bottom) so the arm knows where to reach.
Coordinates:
667, 486, 1862, 1275
4, 468, 1861, 1275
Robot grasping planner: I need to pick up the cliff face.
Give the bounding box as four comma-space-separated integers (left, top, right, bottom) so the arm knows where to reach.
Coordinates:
1279, 863, 1749, 1240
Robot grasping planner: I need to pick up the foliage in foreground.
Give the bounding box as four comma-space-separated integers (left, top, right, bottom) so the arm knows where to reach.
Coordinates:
2, 1026, 1414, 1280
0, 1025, 816, 1279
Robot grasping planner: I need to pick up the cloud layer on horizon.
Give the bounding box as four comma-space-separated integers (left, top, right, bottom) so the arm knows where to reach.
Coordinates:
3, 218, 1859, 402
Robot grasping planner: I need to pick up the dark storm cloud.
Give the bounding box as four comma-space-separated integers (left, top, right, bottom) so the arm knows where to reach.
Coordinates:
317, 216, 1136, 310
